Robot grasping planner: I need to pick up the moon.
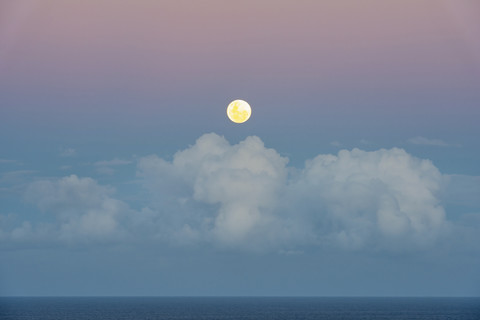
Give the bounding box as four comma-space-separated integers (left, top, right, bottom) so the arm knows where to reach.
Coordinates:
227, 99, 251, 123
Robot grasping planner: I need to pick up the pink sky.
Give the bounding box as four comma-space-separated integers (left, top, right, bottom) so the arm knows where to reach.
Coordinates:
2, 1, 479, 89
0, 0, 479, 125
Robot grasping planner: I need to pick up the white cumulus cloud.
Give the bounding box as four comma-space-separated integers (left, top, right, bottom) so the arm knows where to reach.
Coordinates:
3, 134, 454, 252
288, 148, 446, 249
137, 134, 289, 248
137, 133, 447, 251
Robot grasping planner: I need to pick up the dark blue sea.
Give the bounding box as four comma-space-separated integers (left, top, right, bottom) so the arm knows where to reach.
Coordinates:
0, 297, 479, 319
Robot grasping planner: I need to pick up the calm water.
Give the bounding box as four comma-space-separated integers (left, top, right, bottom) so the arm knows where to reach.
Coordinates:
0, 297, 479, 320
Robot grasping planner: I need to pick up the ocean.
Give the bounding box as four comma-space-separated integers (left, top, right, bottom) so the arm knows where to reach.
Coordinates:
0, 297, 479, 319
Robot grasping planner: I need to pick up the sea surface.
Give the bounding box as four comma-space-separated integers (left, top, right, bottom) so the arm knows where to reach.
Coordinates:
0, 297, 479, 320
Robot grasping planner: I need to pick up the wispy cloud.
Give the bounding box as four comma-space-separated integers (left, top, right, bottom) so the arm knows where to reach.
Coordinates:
94, 158, 132, 167
330, 141, 342, 147
1, 170, 36, 184
0, 170, 37, 195
94, 158, 132, 175
0, 159, 19, 164
407, 136, 457, 147
360, 139, 373, 145
59, 147, 76, 157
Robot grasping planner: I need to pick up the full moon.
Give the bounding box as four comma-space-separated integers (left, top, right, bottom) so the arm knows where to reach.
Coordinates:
227, 100, 251, 123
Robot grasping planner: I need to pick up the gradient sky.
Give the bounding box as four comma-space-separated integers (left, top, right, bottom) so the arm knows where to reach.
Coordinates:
0, 0, 480, 296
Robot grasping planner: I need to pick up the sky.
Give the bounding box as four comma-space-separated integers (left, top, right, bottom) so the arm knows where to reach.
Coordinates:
0, 0, 480, 296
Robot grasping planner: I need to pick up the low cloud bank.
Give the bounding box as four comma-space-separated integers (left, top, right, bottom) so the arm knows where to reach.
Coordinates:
1, 133, 464, 252
137, 133, 447, 250
24, 175, 128, 242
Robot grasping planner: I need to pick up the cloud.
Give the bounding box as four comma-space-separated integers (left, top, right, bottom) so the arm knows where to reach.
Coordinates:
94, 158, 132, 175
407, 136, 455, 147
330, 141, 342, 147
359, 139, 373, 145
3, 134, 458, 252
137, 133, 447, 251
59, 147, 76, 157
137, 134, 289, 248
94, 158, 132, 167
95, 166, 115, 175
24, 175, 128, 242
289, 148, 446, 249
1, 170, 35, 182
0, 170, 36, 194
0, 158, 19, 164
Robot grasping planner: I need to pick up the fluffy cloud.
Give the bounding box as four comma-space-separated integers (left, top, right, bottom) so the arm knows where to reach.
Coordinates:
24, 175, 128, 242
3, 134, 452, 251
137, 133, 447, 250
137, 134, 289, 248
288, 148, 446, 249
